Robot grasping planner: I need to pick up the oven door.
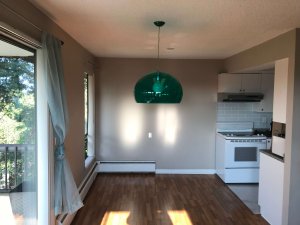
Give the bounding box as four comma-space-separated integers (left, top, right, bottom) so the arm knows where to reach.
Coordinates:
225, 139, 266, 168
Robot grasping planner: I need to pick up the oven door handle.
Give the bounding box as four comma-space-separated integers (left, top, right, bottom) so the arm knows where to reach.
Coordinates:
229, 139, 266, 143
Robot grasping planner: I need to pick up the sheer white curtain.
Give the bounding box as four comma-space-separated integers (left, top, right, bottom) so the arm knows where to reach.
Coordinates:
42, 32, 83, 216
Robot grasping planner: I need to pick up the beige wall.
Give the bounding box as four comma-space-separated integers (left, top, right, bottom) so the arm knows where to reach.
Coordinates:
225, 30, 295, 73
0, 0, 95, 185
225, 29, 300, 225
287, 29, 300, 225
3, 1, 300, 223
95, 58, 224, 169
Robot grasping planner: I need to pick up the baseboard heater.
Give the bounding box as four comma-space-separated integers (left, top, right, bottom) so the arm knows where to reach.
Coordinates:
98, 161, 156, 173
57, 161, 98, 225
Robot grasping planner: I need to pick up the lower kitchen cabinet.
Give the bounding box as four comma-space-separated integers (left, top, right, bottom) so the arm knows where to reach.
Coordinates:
258, 152, 284, 225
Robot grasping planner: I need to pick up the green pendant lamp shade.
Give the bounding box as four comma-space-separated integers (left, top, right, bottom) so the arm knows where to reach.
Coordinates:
134, 71, 183, 103
134, 20, 183, 104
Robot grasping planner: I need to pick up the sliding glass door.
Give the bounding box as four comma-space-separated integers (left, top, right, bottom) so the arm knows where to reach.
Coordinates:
0, 35, 37, 225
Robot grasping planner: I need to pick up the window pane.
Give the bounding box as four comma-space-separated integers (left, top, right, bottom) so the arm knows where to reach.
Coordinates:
84, 74, 88, 159
0, 37, 37, 225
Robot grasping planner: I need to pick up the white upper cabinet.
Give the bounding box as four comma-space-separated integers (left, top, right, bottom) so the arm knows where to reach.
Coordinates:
218, 73, 242, 92
241, 74, 262, 92
218, 73, 261, 93
256, 74, 274, 112
273, 58, 289, 123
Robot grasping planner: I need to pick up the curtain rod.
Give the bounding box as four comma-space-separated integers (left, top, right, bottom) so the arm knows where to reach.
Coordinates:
0, 1, 64, 45
0, 22, 41, 48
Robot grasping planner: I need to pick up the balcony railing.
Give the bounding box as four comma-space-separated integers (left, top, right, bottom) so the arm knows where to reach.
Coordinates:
0, 144, 35, 193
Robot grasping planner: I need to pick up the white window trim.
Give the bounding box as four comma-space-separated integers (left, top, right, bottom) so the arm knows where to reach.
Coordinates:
85, 156, 94, 168
85, 74, 95, 168
36, 49, 51, 225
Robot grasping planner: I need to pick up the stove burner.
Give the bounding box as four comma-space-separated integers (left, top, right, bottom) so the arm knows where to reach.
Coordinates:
253, 129, 272, 137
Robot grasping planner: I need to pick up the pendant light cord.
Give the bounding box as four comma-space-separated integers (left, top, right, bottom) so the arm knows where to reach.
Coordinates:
157, 25, 161, 71
153, 21, 165, 74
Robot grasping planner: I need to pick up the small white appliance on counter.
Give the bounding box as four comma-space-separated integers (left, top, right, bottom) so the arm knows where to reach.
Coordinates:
216, 122, 267, 183
271, 121, 286, 157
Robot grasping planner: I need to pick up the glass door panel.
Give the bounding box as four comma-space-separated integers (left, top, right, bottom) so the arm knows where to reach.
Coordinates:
0, 35, 37, 225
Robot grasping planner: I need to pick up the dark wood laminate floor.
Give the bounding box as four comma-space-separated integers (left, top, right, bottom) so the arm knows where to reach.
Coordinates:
71, 174, 269, 225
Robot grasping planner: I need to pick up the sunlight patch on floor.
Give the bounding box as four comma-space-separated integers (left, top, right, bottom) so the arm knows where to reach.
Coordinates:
100, 211, 130, 225
0, 194, 16, 225
99, 209, 193, 225
167, 210, 193, 225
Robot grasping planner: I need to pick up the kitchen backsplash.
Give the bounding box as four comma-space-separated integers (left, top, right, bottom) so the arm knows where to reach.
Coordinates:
217, 102, 272, 129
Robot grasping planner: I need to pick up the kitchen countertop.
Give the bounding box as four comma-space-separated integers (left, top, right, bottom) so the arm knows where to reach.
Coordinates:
260, 149, 284, 163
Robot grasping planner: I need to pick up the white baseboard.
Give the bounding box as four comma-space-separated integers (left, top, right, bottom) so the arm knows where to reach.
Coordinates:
57, 161, 98, 225
155, 169, 216, 174
96, 161, 215, 175
97, 161, 156, 173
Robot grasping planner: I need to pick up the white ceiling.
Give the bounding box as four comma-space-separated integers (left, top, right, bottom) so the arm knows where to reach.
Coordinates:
29, 0, 300, 59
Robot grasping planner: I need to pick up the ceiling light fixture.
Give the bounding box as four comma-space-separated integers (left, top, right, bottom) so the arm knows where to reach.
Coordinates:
134, 21, 183, 104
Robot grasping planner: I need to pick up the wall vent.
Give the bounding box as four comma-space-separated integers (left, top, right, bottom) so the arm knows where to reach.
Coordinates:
98, 161, 156, 173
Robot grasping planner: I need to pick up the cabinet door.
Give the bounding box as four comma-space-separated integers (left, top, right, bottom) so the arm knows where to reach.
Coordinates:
273, 58, 288, 123
218, 73, 261, 93
241, 74, 262, 92
256, 74, 274, 112
258, 153, 284, 225
218, 73, 242, 92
